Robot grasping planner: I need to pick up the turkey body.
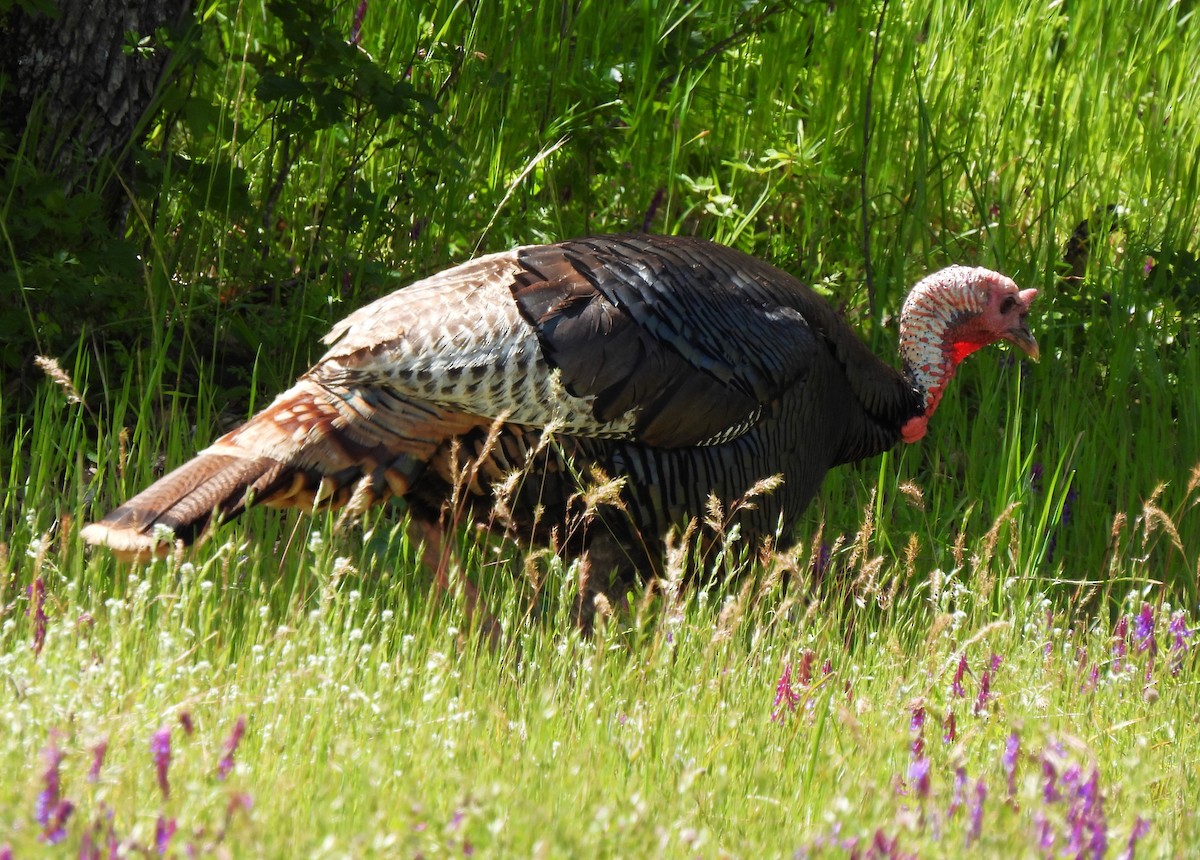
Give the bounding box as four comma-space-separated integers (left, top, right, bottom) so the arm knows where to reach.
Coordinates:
82, 233, 1038, 584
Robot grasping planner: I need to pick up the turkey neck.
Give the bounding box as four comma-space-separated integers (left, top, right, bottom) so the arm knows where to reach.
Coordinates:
896, 266, 991, 443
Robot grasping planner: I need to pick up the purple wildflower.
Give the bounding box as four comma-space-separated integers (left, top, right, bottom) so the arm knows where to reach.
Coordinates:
80, 805, 118, 859
1065, 768, 1108, 859
771, 663, 801, 722
35, 732, 74, 842
952, 654, 968, 698
1002, 731, 1020, 800
80, 829, 100, 860
29, 575, 47, 657
1001, 733, 1019, 787
871, 829, 898, 856
1082, 663, 1100, 694
1169, 611, 1192, 675
1061, 763, 1082, 796
41, 799, 74, 845
1080, 767, 1102, 815
949, 766, 968, 816
1123, 816, 1150, 860
155, 816, 177, 855
910, 704, 926, 757
966, 778, 987, 845
1091, 817, 1109, 857
1, 844, 11, 860
1112, 616, 1129, 672
1041, 756, 1062, 803
88, 737, 108, 783
812, 541, 832, 579
224, 792, 255, 833
151, 726, 172, 798
942, 709, 957, 744
35, 734, 64, 826
642, 186, 666, 233
218, 715, 247, 781
1034, 811, 1055, 852
821, 658, 833, 677
908, 756, 931, 800
988, 653, 1003, 672
1134, 604, 1157, 655
796, 650, 816, 685
349, 0, 367, 46
772, 662, 801, 719
973, 669, 992, 716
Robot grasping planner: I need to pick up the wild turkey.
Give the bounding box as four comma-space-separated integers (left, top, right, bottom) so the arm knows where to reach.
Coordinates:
82, 234, 1038, 601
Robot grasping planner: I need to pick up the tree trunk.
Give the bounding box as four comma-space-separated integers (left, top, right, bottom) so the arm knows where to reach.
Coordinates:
1, 0, 194, 219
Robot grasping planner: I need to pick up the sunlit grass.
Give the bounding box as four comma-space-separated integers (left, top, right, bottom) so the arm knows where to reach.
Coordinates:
3, 464, 1196, 854
3, 0, 1200, 854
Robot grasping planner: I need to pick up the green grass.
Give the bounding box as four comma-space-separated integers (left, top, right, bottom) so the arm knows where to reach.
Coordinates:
3, 0, 1200, 855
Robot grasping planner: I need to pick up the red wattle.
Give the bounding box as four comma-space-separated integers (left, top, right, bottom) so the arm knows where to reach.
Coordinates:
950, 340, 984, 364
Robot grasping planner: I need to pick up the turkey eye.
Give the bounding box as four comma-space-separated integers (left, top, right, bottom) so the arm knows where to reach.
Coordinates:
999, 296, 1017, 314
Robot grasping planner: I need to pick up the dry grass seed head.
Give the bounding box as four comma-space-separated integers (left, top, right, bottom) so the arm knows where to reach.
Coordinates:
959, 620, 1011, 657
921, 615, 953, 692
118, 427, 130, 479
334, 476, 378, 533
444, 438, 465, 510
972, 501, 1019, 578
465, 414, 509, 493
754, 535, 789, 599
591, 591, 613, 621
663, 518, 698, 593
728, 473, 784, 517
58, 513, 73, 557
712, 576, 755, 643
569, 467, 627, 524
521, 546, 551, 591
34, 355, 83, 405
850, 555, 885, 605
1137, 484, 1183, 556
929, 567, 944, 608
30, 528, 52, 578
801, 596, 824, 627
744, 473, 784, 500
878, 564, 899, 610
899, 481, 925, 511
489, 469, 524, 524
847, 490, 877, 571
1187, 462, 1200, 500
952, 526, 967, 571
704, 493, 725, 534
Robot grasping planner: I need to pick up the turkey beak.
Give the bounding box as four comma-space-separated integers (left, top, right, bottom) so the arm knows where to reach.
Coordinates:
1004, 324, 1040, 362
1002, 287, 1039, 362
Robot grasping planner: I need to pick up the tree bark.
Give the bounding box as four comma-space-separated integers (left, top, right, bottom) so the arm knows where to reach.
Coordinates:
1, 0, 193, 216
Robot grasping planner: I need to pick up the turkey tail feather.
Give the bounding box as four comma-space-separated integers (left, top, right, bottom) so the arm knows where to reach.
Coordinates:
82, 378, 481, 560
80, 453, 288, 560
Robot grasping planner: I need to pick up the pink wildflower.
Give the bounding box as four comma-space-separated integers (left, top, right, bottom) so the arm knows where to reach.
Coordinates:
151, 726, 172, 798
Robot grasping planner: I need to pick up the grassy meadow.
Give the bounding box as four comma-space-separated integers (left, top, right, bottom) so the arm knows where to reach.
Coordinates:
3, 0, 1200, 855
